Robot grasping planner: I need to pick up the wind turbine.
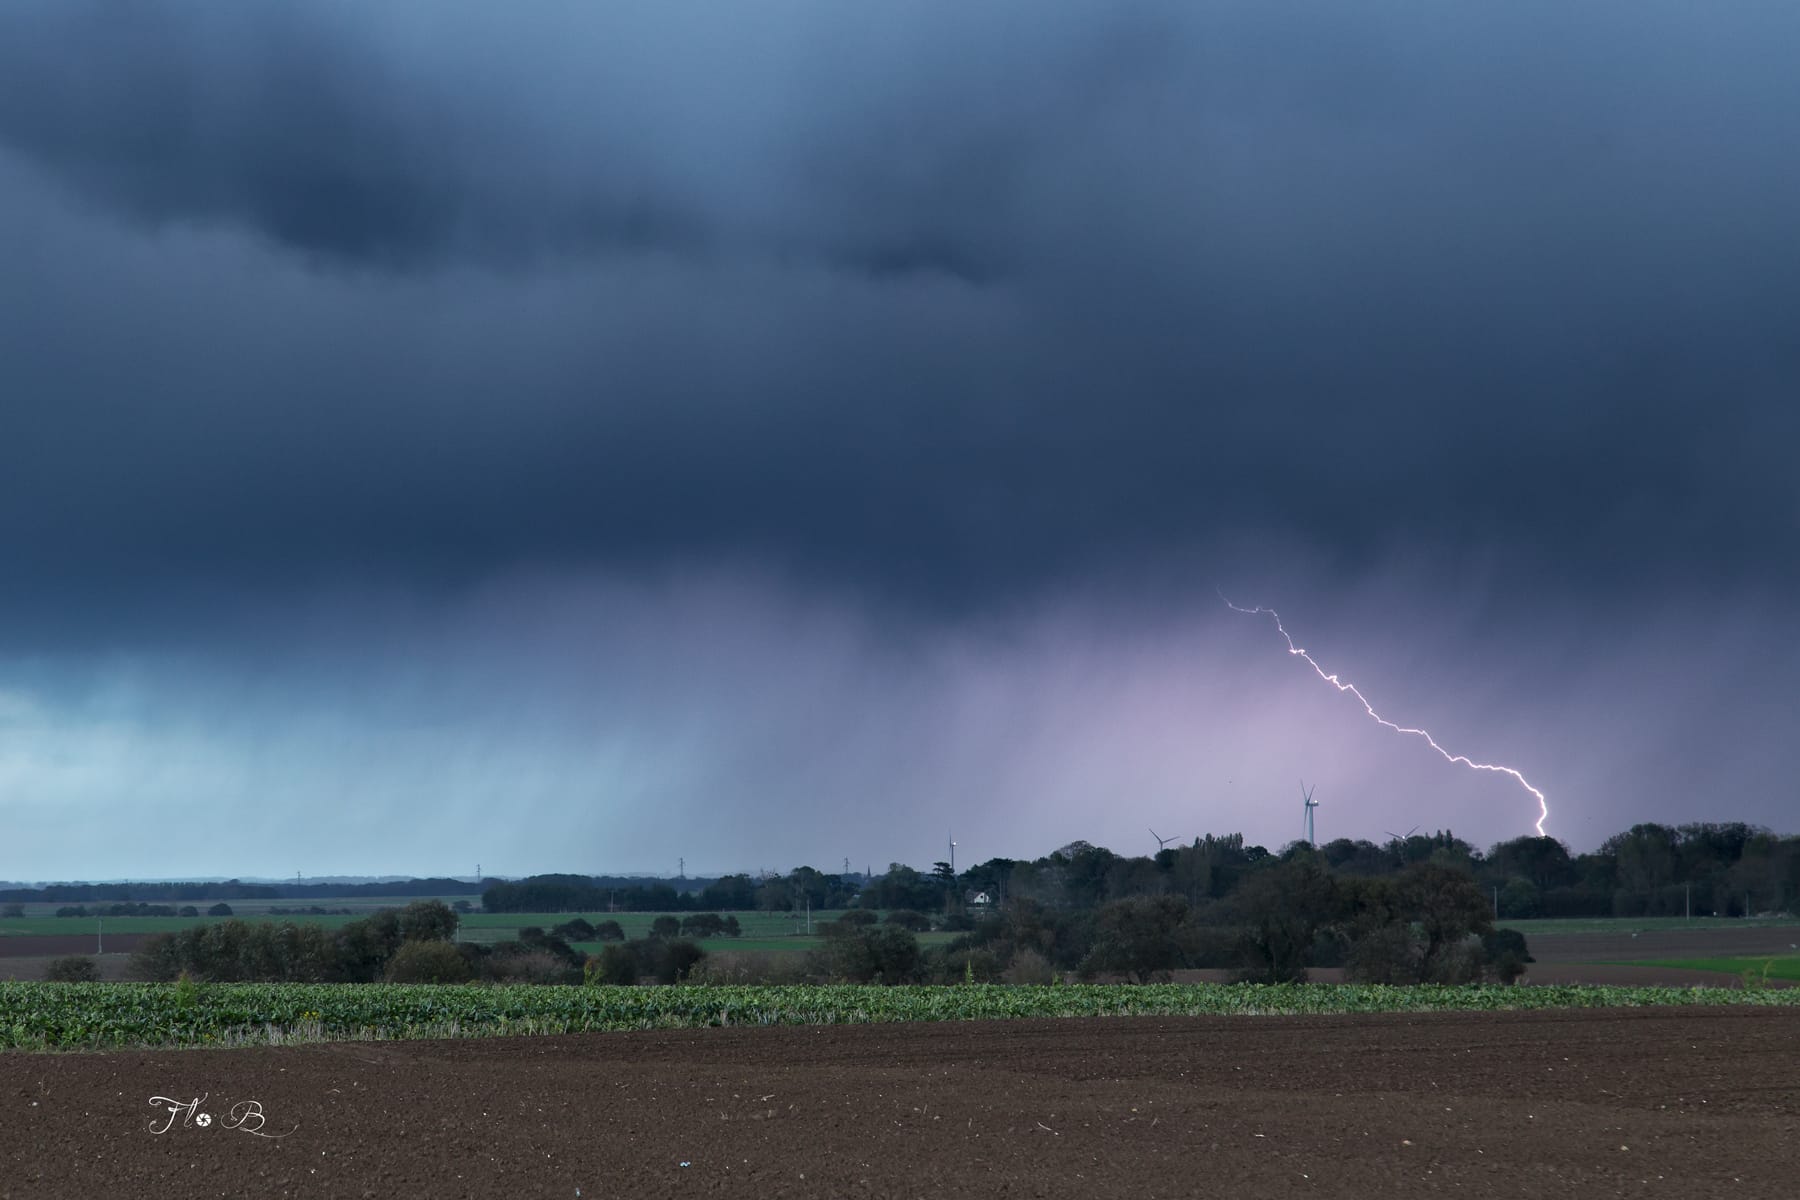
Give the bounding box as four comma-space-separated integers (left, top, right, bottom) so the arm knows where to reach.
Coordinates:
1150, 828, 1181, 853
1384, 826, 1420, 843
1301, 781, 1319, 848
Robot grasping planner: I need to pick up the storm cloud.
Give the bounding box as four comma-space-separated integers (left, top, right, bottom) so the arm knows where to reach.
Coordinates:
1, 2, 1796, 876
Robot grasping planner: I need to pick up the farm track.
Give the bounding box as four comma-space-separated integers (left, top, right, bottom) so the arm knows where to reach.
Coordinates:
4, 1008, 1797, 1198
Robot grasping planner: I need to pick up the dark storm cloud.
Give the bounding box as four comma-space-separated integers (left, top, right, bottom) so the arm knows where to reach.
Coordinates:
1, 0, 1798, 630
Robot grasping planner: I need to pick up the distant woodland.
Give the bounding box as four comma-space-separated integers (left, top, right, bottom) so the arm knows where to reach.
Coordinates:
477, 822, 1797, 921
27, 822, 1789, 990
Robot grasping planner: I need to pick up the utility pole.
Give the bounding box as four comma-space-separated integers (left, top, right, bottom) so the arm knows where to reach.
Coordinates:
97, 917, 103, 955
1492, 886, 1498, 921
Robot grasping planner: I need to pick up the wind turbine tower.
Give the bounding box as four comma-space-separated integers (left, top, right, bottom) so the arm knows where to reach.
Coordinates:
1301, 782, 1319, 848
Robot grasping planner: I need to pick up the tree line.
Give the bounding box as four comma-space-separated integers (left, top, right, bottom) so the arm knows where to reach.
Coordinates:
480, 822, 1797, 924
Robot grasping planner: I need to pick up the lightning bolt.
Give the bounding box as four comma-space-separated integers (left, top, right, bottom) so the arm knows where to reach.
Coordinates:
1223, 592, 1549, 837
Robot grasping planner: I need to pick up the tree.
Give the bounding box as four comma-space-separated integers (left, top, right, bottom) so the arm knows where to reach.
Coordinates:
384, 940, 473, 984
1497, 877, 1541, 919
651, 915, 681, 939
1486, 836, 1576, 892
1344, 863, 1493, 984
1481, 928, 1533, 984
1232, 860, 1341, 983
207, 902, 233, 917
858, 865, 943, 912
1080, 895, 1194, 982
698, 874, 756, 910
398, 899, 459, 943
553, 917, 596, 941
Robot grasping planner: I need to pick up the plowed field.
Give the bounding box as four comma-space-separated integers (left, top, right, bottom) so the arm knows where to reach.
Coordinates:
4, 1007, 1797, 1198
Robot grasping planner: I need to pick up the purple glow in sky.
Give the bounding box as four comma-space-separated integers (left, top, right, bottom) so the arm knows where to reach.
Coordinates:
2, 1, 1797, 880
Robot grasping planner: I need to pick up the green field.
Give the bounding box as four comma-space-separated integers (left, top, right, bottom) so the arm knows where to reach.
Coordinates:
6, 979, 1800, 1051
1628, 955, 1800, 982
1498, 916, 1800, 935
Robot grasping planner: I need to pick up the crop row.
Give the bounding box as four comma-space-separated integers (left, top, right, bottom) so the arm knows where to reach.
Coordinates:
5, 980, 1798, 1051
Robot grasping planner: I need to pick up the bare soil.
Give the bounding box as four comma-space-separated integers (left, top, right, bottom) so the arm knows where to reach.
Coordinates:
4, 1008, 1798, 1199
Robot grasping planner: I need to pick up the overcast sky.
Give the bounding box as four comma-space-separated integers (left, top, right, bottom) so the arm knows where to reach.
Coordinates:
3, 1, 1797, 882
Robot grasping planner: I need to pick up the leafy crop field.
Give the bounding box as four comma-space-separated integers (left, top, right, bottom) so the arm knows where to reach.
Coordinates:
6, 979, 1800, 1052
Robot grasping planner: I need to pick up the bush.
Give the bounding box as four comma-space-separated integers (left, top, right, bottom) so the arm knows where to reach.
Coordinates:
178, 906, 199, 918
481, 948, 579, 985
688, 950, 810, 985
680, 913, 725, 939
652, 939, 706, 983
1481, 928, 1533, 984
516, 927, 582, 965
1003, 947, 1057, 985
1342, 923, 1417, 985
588, 943, 639, 985
44, 956, 100, 983
2, 903, 26, 918
883, 909, 932, 932
811, 926, 921, 984
207, 903, 233, 917
650, 916, 681, 940
384, 940, 473, 984
551, 918, 596, 942
837, 909, 879, 927
593, 920, 625, 942
933, 947, 1001, 984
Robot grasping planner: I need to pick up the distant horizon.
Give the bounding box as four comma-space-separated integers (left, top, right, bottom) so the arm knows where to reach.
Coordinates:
8, 817, 1796, 891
